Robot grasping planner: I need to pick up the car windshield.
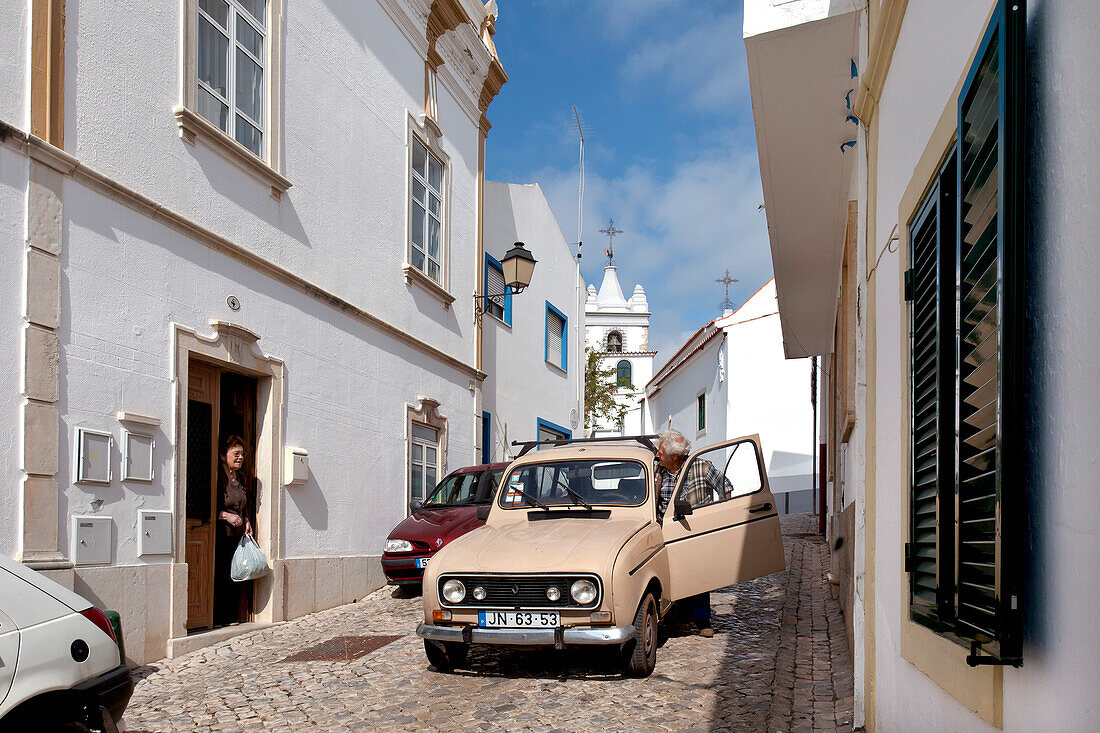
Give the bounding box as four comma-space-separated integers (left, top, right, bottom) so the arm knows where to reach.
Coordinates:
424, 469, 503, 507
500, 459, 648, 509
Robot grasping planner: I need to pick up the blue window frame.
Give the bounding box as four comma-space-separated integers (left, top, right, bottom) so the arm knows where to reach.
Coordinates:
544, 301, 567, 372
481, 411, 491, 464
536, 417, 571, 449
484, 254, 512, 325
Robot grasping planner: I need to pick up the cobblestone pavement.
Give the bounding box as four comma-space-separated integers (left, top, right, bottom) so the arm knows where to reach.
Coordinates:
124, 514, 852, 732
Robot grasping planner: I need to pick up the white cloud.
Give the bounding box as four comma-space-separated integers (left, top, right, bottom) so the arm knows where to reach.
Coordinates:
526, 144, 773, 366
621, 8, 747, 113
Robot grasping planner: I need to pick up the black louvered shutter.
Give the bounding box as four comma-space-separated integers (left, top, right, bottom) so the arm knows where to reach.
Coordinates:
954, 0, 1024, 663
908, 152, 956, 628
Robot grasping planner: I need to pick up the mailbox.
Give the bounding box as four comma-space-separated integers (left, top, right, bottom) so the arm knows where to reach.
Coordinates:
284, 447, 308, 486
139, 511, 173, 556
72, 515, 112, 566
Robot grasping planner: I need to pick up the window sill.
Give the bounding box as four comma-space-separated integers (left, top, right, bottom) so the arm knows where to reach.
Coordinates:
485, 311, 511, 328
545, 360, 567, 375
173, 106, 292, 201
403, 264, 455, 309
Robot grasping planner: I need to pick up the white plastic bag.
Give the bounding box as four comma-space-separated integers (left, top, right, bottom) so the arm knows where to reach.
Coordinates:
230, 535, 269, 582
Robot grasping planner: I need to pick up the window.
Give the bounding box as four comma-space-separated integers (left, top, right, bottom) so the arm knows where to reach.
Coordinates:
616, 360, 632, 388
545, 302, 567, 372
536, 418, 570, 446
196, 0, 267, 157
484, 254, 511, 325
904, 0, 1024, 664
409, 422, 439, 503
606, 331, 623, 352
409, 136, 445, 284
697, 392, 706, 434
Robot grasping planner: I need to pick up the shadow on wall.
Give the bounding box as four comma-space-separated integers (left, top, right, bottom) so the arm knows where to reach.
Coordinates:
286, 466, 329, 532
1022, 0, 1049, 662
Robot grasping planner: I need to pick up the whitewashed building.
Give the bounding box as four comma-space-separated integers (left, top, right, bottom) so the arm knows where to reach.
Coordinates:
0, 0, 510, 664
584, 265, 655, 435
747, 0, 1100, 729
480, 181, 584, 456
642, 280, 814, 514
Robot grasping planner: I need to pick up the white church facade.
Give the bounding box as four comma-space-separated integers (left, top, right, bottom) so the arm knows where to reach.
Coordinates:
584, 265, 656, 436
642, 280, 815, 514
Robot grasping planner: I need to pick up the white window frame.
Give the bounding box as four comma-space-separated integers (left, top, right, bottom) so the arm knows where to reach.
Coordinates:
121, 430, 156, 482
409, 422, 440, 505
195, 0, 267, 157
696, 390, 707, 437
176, 0, 290, 198
75, 428, 113, 485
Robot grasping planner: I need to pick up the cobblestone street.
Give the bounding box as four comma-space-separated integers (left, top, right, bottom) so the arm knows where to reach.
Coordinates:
124, 514, 852, 732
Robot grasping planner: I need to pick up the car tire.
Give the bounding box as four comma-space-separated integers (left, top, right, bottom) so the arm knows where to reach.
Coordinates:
423, 639, 468, 672
621, 592, 658, 678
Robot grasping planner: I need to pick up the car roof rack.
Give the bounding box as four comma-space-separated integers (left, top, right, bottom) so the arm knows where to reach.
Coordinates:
512, 434, 659, 457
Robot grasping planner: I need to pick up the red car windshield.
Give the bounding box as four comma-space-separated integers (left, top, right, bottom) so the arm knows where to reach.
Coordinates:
424, 469, 504, 507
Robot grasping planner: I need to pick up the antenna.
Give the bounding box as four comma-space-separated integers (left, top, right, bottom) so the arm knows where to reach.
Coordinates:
573, 105, 586, 262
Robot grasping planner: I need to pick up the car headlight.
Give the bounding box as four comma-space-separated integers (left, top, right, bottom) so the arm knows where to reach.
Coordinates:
385, 539, 413, 553
546, 586, 561, 601
472, 586, 487, 601
442, 579, 466, 604
570, 579, 597, 605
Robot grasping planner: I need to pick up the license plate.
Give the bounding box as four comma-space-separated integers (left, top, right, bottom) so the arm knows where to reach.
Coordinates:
415, 558, 430, 569
478, 610, 560, 628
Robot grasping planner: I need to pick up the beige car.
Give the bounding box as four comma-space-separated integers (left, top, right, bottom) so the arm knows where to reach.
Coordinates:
416, 434, 786, 677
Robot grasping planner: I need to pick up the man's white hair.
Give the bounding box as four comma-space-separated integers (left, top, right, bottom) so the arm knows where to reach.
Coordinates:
658, 429, 691, 457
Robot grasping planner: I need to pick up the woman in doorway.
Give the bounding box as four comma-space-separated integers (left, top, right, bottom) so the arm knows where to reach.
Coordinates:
214, 435, 253, 626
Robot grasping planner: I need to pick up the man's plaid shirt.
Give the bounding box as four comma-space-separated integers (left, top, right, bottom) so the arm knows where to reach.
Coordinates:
654, 458, 731, 523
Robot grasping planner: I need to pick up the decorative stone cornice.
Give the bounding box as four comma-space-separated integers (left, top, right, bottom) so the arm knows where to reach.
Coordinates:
854, 0, 908, 125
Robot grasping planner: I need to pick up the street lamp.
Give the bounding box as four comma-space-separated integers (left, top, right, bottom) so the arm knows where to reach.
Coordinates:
475, 242, 537, 321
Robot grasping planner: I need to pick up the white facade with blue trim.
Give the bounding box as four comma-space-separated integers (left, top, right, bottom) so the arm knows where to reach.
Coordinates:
481, 181, 583, 459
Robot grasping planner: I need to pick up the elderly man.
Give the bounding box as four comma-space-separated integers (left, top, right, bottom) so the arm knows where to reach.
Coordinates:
654, 429, 718, 637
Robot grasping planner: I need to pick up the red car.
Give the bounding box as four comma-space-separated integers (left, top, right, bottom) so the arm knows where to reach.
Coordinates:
382, 462, 509, 585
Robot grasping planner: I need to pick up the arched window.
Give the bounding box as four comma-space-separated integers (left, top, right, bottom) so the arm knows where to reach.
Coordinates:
606, 331, 623, 353
616, 360, 632, 388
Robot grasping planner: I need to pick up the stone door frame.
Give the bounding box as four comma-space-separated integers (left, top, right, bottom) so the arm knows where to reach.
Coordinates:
170, 321, 286, 642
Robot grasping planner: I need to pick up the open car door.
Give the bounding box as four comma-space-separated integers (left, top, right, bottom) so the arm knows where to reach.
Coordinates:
661, 434, 785, 602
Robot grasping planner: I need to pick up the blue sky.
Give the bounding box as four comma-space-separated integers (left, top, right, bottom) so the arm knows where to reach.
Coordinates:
485, 0, 773, 363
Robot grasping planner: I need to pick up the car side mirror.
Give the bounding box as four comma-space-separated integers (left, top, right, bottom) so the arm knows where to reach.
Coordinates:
409, 498, 423, 513
476, 505, 491, 521
673, 497, 693, 520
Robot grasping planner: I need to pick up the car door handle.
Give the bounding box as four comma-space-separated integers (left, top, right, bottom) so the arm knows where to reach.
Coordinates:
749, 502, 772, 513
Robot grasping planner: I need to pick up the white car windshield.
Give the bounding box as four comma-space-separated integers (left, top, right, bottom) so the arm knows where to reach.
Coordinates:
499, 460, 648, 509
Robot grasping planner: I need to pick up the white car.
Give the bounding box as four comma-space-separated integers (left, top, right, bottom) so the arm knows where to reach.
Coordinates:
0, 553, 132, 732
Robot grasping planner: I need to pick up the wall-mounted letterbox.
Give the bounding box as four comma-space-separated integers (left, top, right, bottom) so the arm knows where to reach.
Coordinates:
139, 511, 173, 556
72, 515, 112, 566
284, 447, 308, 486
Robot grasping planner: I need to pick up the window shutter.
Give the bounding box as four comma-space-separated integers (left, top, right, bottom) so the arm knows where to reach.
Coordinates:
908, 192, 945, 623
487, 261, 505, 308
546, 309, 563, 367
954, 0, 1024, 663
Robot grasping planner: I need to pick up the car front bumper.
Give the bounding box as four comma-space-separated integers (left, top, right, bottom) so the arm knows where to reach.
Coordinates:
381, 554, 432, 584
417, 622, 634, 646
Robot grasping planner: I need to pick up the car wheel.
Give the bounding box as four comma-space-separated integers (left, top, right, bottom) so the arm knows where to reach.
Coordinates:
621, 592, 658, 678
423, 639, 468, 672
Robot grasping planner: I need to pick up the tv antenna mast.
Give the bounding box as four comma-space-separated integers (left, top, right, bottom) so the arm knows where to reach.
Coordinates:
717, 269, 739, 312
573, 105, 589, 262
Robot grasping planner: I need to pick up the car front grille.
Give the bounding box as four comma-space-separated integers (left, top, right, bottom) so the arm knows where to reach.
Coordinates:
438, 573, 602, 609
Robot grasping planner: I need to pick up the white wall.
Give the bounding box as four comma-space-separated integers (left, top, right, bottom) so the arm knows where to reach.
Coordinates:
56, 181, 476, 565
646, 336, 725, 449
64, 0, 480, 363
871, 1, 1003, 728
482, 181, 582, 453
0, 146, 25, 558
723, 293, 813, 495
1005, 0, 1100, 727
0, 1, 28, 128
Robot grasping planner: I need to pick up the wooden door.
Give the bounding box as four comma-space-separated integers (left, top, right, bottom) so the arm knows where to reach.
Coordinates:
185, 361, 218, 630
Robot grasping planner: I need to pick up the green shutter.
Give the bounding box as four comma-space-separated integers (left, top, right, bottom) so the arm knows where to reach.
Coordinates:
954, 0, 1024, 664
907, 154, 956, 627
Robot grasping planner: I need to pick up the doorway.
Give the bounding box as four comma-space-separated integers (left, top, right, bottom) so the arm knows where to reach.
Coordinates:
185, 359, 258, 631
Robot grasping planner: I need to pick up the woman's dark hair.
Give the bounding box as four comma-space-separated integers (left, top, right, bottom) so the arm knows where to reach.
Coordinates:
221, 435, 247, 457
